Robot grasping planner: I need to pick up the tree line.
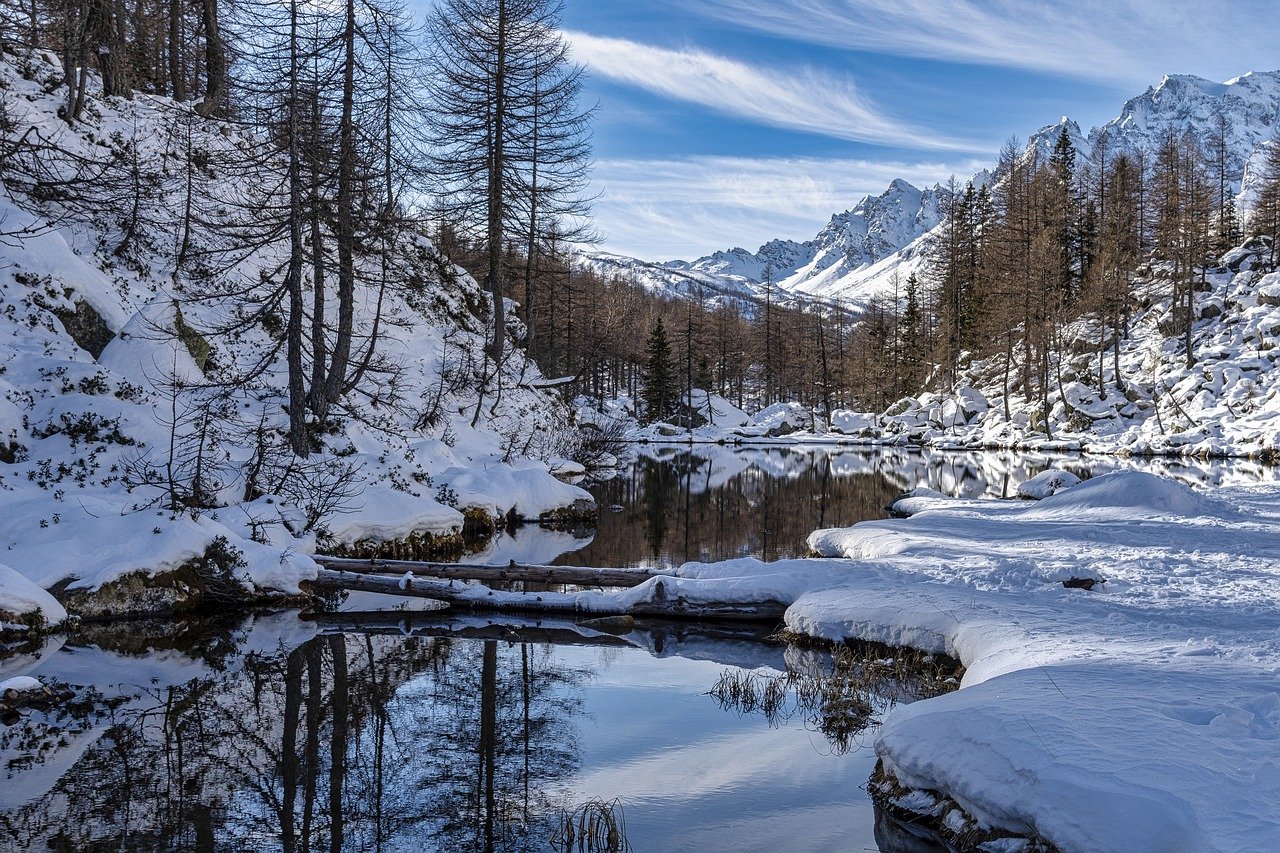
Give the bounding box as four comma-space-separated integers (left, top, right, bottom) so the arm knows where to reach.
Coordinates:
852, 124, 1280, 429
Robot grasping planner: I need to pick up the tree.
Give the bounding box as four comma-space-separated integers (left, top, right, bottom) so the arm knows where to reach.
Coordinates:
1209, 108, 1241, 254
1253, 132, 1280, 270
642, 318, 673, 424
428, 0, 593, 365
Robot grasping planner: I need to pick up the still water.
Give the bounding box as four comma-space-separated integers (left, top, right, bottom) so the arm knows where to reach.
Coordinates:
2, 446, 1272, 851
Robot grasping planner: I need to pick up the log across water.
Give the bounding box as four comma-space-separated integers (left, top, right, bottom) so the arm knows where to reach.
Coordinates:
304, 567, 786, 623
312, 556, 657, 588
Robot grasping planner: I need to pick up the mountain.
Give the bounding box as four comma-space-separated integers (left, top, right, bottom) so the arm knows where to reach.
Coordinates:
578, 178, 948, 311
586, 69, 1280, 312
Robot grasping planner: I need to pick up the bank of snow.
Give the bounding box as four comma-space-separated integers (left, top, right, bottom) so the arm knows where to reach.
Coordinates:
796, 471, 1280, 851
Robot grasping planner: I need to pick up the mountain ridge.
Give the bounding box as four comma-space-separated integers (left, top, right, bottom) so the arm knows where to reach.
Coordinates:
584, 67, 1280, 311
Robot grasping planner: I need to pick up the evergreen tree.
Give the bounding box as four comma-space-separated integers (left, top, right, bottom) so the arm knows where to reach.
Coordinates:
642, 318, 673, 424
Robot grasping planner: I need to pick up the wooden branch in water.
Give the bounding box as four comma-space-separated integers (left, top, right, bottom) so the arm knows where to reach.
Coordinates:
312, 556, 659, 588
303, 568, 786, 623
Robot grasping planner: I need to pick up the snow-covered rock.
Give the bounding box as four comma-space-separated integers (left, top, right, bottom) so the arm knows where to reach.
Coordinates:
1015, 468, 1081, 500
0, 565, 67, 629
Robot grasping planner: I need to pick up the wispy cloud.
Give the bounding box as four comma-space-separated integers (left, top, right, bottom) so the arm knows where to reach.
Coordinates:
675, 0, 1280, 86
565, 31, 977, 151
590, 154, 988, 260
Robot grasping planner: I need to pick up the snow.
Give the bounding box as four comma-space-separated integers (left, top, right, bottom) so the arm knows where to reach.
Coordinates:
0, 564, 67, 627
0, 50, 592, 622
1015, 468, 1080, 499
793, 470, 1280, 851
437, 457, 593, 521
319, 485, 463, 546
0, 676, 42, 694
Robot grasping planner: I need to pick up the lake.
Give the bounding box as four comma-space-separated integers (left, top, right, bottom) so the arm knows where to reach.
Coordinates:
3, 445, 1272, 851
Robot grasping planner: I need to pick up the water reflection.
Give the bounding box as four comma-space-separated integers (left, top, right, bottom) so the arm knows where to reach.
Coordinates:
473, 446, 1277, 569
2, 614, 955, 853
1, 619, 585, 852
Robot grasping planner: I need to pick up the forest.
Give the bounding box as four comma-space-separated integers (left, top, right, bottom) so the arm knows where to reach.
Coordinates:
2, 0, 1280, 436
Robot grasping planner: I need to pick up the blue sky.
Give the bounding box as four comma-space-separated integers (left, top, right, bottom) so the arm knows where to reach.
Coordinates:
558, 0, 1280, 260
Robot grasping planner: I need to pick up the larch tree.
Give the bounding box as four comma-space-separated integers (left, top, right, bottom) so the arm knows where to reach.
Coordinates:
1252, 132, 1280, 271
427, 0, 593, 364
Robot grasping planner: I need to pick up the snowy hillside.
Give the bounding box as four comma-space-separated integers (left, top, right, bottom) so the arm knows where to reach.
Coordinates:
589, 68, 1280, 312
0, 50, 591, 625
633, 240, 1280, 460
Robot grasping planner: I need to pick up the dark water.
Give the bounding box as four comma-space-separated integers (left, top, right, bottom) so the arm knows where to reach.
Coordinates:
4, 447, 1272, 851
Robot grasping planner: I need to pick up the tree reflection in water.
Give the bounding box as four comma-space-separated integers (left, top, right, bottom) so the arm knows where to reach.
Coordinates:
580, 449, 903, 568
1, 630, 586, 852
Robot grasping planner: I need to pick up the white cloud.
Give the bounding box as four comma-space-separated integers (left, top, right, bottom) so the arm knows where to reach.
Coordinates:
676, 0, 1280, 86
565, 31, 977, 151
590, 154, 988, 260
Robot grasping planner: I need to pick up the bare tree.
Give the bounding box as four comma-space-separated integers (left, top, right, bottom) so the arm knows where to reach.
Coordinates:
427, 0, 593, 364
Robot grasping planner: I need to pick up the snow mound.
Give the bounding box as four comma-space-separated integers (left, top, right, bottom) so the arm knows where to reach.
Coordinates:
319, 486, 463, 547
0, 564, 67, 627
1016, 468, 1081, 500
1023, 470, 1232, 520
0, 676, 43, 694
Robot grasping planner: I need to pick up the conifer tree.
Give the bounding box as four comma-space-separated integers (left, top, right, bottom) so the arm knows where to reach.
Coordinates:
642, 318, 673, 424
1253, 132, 1280, 270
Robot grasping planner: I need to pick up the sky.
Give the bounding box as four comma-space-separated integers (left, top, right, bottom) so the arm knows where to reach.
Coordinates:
558, 0, 1280, 261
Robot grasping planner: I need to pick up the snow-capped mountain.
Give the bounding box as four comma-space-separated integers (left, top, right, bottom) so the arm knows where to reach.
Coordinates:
1031, 70, 1280, 182
578, 177, 949, 311
586, 68, 1280, 312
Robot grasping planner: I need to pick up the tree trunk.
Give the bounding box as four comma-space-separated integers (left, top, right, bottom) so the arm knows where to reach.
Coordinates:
485, 0, 507, 364
194, 0, 225, 117
324, 0, 358, 405
286, 0, 309, 457
167, 0, 184, 101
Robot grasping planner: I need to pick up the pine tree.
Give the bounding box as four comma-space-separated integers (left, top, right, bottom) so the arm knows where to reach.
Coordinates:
642, 318, 673, 424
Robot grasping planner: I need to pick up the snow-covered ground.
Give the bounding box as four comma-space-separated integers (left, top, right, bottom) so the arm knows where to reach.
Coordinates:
0, 51, 591, 625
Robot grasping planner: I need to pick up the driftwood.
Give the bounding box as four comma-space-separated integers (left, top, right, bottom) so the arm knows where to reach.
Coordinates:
304, 568, 786, 623
313, 556, 657, 588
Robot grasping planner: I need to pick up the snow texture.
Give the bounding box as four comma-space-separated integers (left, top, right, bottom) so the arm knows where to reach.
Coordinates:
0, 51, 589, 622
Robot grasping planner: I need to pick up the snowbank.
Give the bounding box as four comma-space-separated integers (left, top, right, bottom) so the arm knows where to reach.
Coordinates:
439, 458, 594, 521
0, 565, 67, 628
1015, 467, 1080, 499
795, 470, 1280, 850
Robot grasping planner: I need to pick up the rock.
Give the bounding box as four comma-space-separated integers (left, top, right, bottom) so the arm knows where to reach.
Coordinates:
577, 615, 636, 635
1062, 576, 1104, 591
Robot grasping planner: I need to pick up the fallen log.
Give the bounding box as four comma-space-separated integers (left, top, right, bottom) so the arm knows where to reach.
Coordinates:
313, 556, 658, 588
304, 568, 786, 623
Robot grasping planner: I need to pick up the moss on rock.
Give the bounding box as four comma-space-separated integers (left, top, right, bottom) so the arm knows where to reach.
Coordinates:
53, 299, 115, 358
48, 537, 260, 621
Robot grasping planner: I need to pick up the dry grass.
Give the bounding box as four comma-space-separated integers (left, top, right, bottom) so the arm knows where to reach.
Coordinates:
708, 637, 961, 754
550, 797, 632, 853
